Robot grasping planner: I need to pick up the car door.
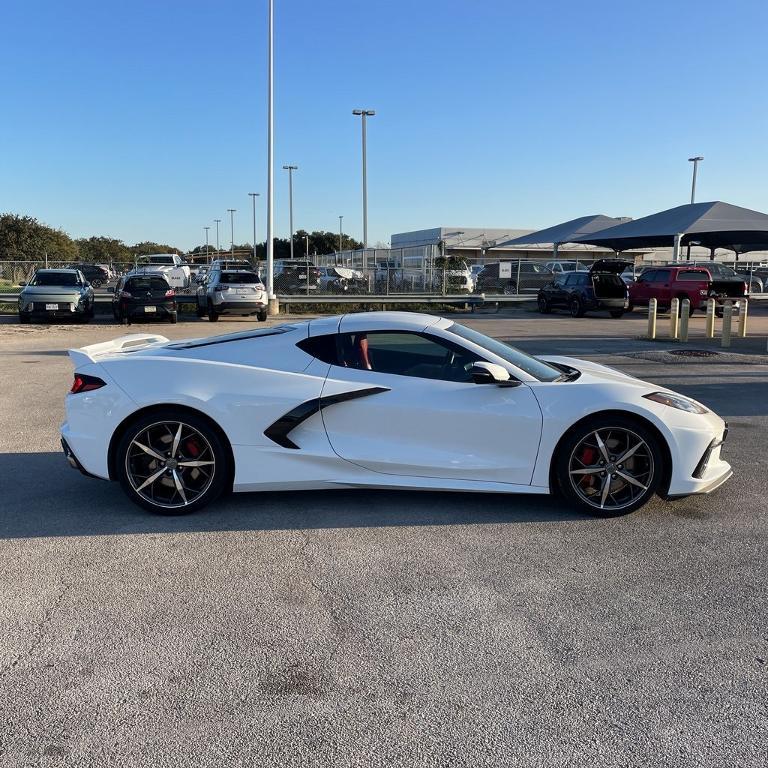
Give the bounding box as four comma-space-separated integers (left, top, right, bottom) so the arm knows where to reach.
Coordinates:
547, 274, 569, 307
652, 269, 672, 304
629, 270, 655, 305
319, 330, 543, 485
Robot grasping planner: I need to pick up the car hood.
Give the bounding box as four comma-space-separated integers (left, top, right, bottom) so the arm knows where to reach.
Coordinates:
538, 355, 649, 387
21, 285, 83, 299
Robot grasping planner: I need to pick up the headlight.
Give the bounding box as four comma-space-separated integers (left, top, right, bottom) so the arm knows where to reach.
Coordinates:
643, 391, 708, 414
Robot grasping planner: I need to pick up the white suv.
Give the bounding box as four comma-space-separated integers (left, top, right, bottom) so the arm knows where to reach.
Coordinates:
196, 269, 267, 322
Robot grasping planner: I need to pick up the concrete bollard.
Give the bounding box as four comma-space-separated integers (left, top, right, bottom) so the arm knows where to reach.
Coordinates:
705, 298, 716, 339
737, 299, 748, 338
647, 298, 657, 340
679, 298, 690, 343
268, 297, 280, 316
669, 298, 679, 340
721, 301, 733, 348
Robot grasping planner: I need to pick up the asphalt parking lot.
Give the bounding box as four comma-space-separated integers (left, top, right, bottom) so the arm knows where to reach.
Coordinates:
1, 310, 767, 767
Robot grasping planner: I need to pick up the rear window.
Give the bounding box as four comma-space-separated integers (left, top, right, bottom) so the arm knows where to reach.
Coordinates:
219, 272, 262, 284
126, 277, 169, 291
677, 270, 709, 281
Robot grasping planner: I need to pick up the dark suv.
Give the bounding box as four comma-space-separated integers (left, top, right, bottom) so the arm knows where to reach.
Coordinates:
475, 261, 553, 294
274, 260, 321, 293
112, 273, 177, 324
71, 263, 110, 288
538, 259, 630, 317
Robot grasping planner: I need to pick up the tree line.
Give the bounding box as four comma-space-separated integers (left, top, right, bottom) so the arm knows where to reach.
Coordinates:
0, 213, 362, 263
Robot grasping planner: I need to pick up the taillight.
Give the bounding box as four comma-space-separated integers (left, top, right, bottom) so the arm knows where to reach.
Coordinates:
70, 374, 106, 394
165, 288, 175, 297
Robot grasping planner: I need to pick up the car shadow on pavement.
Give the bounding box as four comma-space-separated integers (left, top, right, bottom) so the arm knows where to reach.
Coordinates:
0, 452, 589, 540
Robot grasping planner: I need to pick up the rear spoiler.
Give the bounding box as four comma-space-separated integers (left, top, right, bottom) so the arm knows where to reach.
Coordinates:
69, 333, 170, 367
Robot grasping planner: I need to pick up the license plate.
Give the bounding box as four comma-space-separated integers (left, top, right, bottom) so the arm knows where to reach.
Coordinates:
144, 306, 157, 313
298, 274, 307, 280
236, 289, 250, 295
45, 303, 58, 310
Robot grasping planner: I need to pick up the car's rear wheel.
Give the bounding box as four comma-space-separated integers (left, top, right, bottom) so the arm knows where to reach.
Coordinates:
503, 282, 517, 295
207, 302, 219, 322
537, 295, 551, 314
257, 310, 268, 322
609, 309, 624, 318
18, 313, 30, 324
116, 411, 229, 515
170, 312, 178, 324
570, 297, 584, 318
555, 415, 663, 517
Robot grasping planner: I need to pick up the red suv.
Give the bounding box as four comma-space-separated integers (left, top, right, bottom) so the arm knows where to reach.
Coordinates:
628, 267, 745, 313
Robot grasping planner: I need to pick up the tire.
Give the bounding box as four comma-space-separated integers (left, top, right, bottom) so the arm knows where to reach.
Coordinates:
626, 303, 634, 313
554, 414, 663, 517
196, 303, 206, 318
609, 310, 624, 318
19, 313, 30, 324
569, 297, 585, 318
503, 282, 517, 295
91, 279, 103, 288
208, 309, 219, 322
257, 310, 268, 322
116, 409, 229, 515
537, 295, 551, 314
170, 312, 178, 324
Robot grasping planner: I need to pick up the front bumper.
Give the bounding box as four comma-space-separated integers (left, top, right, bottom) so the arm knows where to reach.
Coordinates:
665, 415, 731, 497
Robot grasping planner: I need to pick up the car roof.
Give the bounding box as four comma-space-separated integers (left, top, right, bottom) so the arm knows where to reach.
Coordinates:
35, 268, 79, 273
309, 311, 445, 336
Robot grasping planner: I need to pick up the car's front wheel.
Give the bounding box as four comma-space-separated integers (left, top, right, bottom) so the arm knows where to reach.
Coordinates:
609, 309, 624, 318
570, 297, 585, 318
537, 295, 551, 314
116, 410, 229, 515
555, 415, 663, 516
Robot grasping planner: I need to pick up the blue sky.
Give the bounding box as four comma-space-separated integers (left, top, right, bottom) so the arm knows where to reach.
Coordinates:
1, 0, 767, 250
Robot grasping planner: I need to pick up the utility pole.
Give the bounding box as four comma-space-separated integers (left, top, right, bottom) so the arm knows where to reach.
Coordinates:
248, 192, 260, 263
266, 0, 276, 311
352, 109, 375, 247
204, 226, 210, 263
214, 219, 221, 255
227, 209, 236, 258
688, 156, 704, 204
338, 215, 343, 252
282, 165, 298, 260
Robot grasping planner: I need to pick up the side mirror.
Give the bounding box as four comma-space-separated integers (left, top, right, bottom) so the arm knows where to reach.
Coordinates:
470, 362, 519, 387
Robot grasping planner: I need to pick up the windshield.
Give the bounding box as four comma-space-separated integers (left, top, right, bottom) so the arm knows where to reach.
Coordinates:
30, 271, 79, 287
148, 256, 175, 264
219, 272, 262, 284
445, 322, 562, 382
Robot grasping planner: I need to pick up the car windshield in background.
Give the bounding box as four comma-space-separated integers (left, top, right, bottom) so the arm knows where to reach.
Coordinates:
31, 272, 78, 286
445, 322, 562, 382
148, 256, 175, 265
126, 278, 169, 292
219, 272, 262, 284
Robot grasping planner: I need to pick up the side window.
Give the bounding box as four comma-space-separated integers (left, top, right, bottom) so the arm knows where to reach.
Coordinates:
563, 274, 576, 286
653, 270, 670, 283
337, 332, 482, 382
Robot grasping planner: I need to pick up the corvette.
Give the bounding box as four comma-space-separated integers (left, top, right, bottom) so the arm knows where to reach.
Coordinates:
61, 312, 731, 516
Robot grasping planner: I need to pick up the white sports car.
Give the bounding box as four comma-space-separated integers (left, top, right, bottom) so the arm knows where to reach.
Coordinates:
61, 312, 731, 517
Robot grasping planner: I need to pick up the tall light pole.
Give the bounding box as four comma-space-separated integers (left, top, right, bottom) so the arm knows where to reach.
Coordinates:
203, 226, 210, 263
338, 215, 343, 253
688, 156, 703, 204
214, 219, 221, 255
248, 192, 260, 262
266, 0, 275, 309
302, 234, 309, 258
282, 165, 298, 260
352, 109, 375, 248
227, 208, 236, 258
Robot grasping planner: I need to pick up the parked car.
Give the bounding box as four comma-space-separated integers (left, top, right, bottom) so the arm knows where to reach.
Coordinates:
318, 266, 368, 293
443, 262, 475, 292
274, 260, 321, 293
196, 269, 268, 322
475, 261, 554, 294
628, 266, 747, 315
210, 259, 254, 272
112, 272, 177, 325
544, 260, 589, 275
71, 262, 111, 288
537, 259, 630, 317
672, 261, 761, 295
18, 269, 95, 323
137, 254, 192, 290
61, 311, 731, 517
193, 265, 210, 284
734, 266, 768, 293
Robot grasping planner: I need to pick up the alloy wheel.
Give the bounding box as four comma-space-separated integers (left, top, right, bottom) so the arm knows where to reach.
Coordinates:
125, 421, 216, 510
568, 427, 654, 511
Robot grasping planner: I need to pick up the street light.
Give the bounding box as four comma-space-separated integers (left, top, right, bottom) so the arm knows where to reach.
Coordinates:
282, 165, 298, 260
338, 215, 343, 253
227, 209, 236, 258
266, 0, 275, 308
248, 193, 260, 262
203, 226, 210, 263
688, 156, 704, 204
214, 219, 221, 255
352, 109, 375, 248
302, 234, 309, 258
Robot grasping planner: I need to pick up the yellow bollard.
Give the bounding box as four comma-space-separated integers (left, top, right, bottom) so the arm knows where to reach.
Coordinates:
721, 301, 733, 348
705, 298, 716, 339
669, 297, 679, 340
647, 298, 657, 340
679, 298, 690, 343
737, 299, 748, 338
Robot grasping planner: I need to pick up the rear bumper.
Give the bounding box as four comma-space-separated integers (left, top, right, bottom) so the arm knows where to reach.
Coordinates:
61, 436, 102, 480
212, 300, 267, 314
123, 302, 176, 319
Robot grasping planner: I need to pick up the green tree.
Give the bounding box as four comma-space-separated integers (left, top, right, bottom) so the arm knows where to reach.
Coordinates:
75, 236, 132, 263
0, 213, 78, 261
129, 241, 183, 257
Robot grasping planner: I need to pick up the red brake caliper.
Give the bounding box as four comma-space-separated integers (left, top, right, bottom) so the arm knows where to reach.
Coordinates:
184, 439, 200, 457
580, 447, 597, 487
